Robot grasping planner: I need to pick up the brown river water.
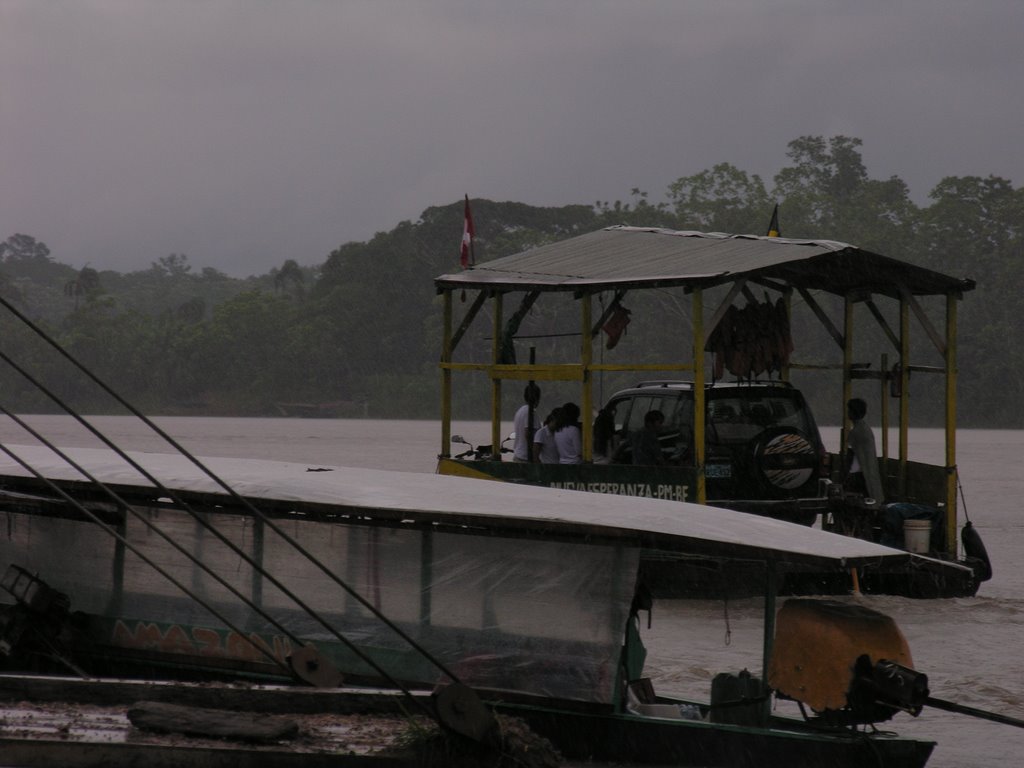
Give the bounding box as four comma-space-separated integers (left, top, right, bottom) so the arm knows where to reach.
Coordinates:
1, 415, 1021, 766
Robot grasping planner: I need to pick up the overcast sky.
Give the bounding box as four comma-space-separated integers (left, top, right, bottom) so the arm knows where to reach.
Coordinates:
3, 2, 1023, 277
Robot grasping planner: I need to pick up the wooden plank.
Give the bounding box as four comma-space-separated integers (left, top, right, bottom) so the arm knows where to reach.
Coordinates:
797, 286, 845, 349
864, 297, 900, 350
449, 290, 487, 351
0, 690, 425, 768
128, 700, 299, 742
0, 674, 423, 714
898, 283, 946, 356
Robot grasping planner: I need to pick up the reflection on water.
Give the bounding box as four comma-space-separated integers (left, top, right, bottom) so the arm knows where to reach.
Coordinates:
1, 415, 1022, 766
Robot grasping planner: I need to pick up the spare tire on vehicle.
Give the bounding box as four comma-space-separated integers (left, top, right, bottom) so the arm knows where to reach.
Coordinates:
750, 427, 819, 495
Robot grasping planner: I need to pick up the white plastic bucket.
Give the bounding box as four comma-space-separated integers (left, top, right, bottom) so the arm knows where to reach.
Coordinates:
903, 519, 932, 553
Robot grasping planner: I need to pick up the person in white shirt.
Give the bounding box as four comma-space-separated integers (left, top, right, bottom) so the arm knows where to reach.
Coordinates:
512, 383, 541, 462
532, 409, 561, 463
553, 402, 583, 464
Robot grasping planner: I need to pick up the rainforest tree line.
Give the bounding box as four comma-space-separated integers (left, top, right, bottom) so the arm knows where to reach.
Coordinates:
1, 135, 1022, 426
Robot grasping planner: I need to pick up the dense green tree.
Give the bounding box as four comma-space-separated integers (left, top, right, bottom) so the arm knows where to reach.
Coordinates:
918, 175, 1023, 272
176, 296, 206, 323
152, 253, 192, 278
64, 265, 104, 309
1, 234, 52, 270
774, 136, 868, 231
771, 135, 921, 254
0, 234, 78, 323
915, 176, 1024, 424
667, 162, 774, 233
594, 189, 670, 228
273, 259, 305, 296
98, 255, 256, 320
0, 266, 22, 304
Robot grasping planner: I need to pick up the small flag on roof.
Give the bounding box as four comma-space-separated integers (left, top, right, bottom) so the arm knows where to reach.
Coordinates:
766, 204, 780, 238
460, 195, 476, 268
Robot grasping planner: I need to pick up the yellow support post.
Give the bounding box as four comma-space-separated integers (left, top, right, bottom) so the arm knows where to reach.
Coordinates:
880, 353, 889, 464
581, 292, 593, 461
692, 288, 706, 504
945, 292, 958, 555
491, 291, 503, 456
841, 295, 854, 457
441, 290, 453, 458
899, 298, 910, 497
781, 288, 793, 383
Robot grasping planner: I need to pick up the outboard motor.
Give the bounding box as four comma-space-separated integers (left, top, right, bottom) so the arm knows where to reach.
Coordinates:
847, 656, 929, 721
768, 598, 927, 726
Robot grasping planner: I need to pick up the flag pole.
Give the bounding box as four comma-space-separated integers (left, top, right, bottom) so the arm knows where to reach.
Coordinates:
462, 194, 476, 268
766, 204, 780, 238
467, 195, 476, 267
459, 194, 476, 301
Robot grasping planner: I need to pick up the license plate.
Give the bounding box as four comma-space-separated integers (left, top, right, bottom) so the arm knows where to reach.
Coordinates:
705, 463, 732, 478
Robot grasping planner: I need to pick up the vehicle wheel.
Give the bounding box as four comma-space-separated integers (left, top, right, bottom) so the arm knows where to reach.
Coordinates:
750, 427, 819, 495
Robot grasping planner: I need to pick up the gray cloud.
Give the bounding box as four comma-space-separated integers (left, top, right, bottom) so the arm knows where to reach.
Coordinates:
3, 1, 1023, 276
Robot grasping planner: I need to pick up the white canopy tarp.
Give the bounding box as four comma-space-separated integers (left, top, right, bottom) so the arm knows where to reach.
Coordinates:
0, 444, 908, 568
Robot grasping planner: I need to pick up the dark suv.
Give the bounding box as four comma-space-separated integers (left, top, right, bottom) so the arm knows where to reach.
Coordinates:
601, 381, 828, 511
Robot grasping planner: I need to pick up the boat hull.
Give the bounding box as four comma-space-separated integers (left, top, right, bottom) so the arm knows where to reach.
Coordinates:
438, 458, 983, 599
495, 700, 934, 768
638, 551, 982, 599
437, 457, 822, 525
0, 673, 934, 768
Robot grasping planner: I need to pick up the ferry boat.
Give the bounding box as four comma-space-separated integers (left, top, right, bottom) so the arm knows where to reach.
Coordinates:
433, 226, 990, 597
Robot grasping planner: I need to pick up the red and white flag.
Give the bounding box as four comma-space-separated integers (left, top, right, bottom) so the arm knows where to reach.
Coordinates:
460, 195, 475, 268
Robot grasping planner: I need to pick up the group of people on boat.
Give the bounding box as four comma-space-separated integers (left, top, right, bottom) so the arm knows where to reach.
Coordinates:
512, 385, 675, 466
512, 388, 892, 481
512, 385, 587, 464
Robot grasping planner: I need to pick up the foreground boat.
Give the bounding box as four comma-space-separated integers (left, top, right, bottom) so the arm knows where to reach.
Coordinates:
0, 444, 941, 766
433, 226, 990, 597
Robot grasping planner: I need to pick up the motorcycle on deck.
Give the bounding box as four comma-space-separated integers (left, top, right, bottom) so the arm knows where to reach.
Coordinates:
451, 434, 514, 461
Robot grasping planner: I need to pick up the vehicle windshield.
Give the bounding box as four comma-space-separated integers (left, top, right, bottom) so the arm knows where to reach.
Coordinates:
619, 394, 687, 435
706, 393, 813, 444
610, 390, 816, 444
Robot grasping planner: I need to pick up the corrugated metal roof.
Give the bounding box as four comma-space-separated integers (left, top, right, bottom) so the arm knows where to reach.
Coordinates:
435, 226, 975, 298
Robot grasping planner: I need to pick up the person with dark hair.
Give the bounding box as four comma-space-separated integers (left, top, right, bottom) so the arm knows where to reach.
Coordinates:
592, 404, 616, 464
553, 402, 583, 464
532, 408, 561, 464
844, 397, 885, 502
631, 409, 666, 466
512, 383, 541, 462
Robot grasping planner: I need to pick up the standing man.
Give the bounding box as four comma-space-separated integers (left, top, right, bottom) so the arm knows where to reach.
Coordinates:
844, 397, 885, 502
512, 383, 541, 462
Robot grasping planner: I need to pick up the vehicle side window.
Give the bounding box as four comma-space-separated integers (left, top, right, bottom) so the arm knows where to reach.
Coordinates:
662, 397, 694, 462
657, 397, 679, 432
610, 398, 631, 433
622, 396, 650, 434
